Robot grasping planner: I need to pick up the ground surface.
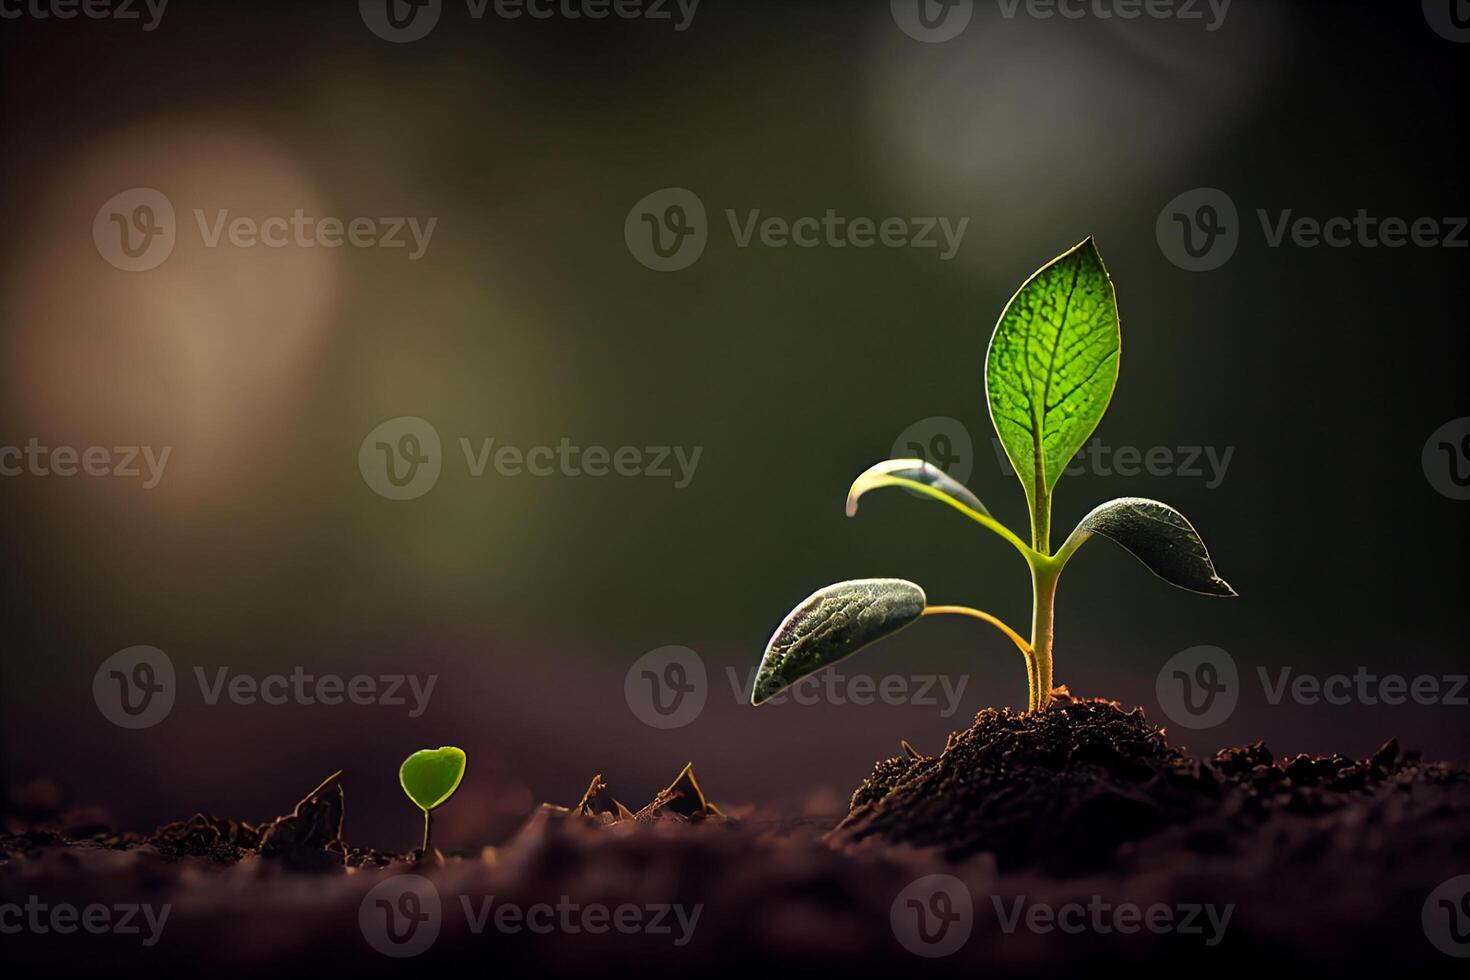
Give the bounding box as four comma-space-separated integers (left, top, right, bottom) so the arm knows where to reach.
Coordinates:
3, 695, 1468, 975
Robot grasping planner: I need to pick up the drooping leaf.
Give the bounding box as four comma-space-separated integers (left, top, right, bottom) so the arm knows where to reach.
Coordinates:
986, 237, 1120, 511
1063, 497, 1236, 597
846, 459, 991, 518
752, 579, 926, 705
399, 746, 467, 813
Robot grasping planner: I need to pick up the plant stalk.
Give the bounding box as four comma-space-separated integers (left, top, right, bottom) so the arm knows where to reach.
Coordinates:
921, 605, 1036, 711
1029, 557, 1061, 712
421, 809, 433, 856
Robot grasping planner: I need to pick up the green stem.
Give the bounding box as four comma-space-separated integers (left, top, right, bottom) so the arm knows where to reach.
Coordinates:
921, 605, 1036, 712
421, 809, 433, 856
1029, 557, 1061, 712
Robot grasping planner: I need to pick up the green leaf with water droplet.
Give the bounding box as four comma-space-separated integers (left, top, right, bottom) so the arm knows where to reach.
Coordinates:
986, 237, 1120, 513
399, 746, 467, 813
752, 579, 926, 705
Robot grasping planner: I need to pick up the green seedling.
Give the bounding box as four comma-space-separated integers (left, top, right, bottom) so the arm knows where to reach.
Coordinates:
752, 238, 1235, 714
399, 746, 466, 855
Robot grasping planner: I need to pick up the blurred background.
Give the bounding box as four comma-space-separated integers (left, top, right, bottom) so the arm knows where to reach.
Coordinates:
0, 0, 1465, 851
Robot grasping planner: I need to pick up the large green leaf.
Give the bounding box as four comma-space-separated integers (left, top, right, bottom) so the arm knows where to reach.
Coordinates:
1062, 497, 1236, 597
752, 579, 926, 705
846, 459, 991, 518
986, 237, 1120, 510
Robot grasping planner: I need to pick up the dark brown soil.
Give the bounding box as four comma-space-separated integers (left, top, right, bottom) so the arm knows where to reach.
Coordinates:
3, 699, 1468, 976
832, 691, 1460, 876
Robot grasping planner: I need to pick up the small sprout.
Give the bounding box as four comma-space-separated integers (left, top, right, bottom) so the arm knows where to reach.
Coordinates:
399, 746, 466, 856
753, 237, 1235, 714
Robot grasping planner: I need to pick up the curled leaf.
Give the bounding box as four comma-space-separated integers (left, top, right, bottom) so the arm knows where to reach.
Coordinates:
845, 459, 991, 518
1064, 497, 1236, 597
753, 579, 927, 705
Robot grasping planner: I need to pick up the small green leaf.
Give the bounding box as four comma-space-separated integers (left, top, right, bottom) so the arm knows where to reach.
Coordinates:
753, 579, 926, 705
399, 746, 467, 813
1064, 497, 1236, 597
846, 459, 992, 518
986, 237, 1120, 510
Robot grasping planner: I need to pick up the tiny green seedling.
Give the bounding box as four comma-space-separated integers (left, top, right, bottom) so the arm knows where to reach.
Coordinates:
399, 746, 466, 855
752, 238, 1235, 714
